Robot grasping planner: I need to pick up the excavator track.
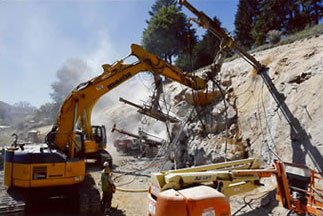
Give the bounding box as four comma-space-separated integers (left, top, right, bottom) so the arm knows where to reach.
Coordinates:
78, 175, 101, 215
0, 172, 25, 216
0, 171, 101, 216
99, 150, 113, 167
89, 150, 113, 168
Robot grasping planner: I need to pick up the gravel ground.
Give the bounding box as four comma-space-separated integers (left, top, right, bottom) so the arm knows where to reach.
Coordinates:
91, 146, 291, 216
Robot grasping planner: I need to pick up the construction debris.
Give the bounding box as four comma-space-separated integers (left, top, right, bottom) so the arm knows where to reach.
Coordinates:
119, 97, 179, 123
111, 124, 164, 158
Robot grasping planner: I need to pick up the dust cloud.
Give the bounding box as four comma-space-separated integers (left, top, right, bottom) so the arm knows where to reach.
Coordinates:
53, 58, 169, 146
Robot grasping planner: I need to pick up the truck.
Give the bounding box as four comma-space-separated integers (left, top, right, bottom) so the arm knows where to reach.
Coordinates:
111, 124, 164, 157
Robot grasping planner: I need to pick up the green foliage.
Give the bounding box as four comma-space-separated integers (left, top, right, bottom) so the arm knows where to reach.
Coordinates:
175, 52, 193, 72
0, 101, 37, 130
175, 17, 222, 71
235, 0, 323, 48
226, 24, 322, 63
149, 0, 178, 17
142, 5, 190, 64
234, 0, 259, 49
193, 21, 222, 69
33, 102, 59, 124
252, 0, 287, 46
267, 30, 281, 44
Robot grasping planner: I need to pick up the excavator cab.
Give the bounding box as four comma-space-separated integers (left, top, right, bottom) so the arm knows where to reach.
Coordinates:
83, 125, 111, 167
92, 125, 107, 149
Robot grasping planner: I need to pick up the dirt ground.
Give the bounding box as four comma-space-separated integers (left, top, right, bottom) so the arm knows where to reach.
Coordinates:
90, 147, 162, 216
89, 146, 290, 216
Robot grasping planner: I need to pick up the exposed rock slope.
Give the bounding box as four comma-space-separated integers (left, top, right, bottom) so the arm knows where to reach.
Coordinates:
166, 34, 323, 171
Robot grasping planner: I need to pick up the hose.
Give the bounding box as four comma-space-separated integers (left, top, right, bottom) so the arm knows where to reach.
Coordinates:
115, 187, 148, 193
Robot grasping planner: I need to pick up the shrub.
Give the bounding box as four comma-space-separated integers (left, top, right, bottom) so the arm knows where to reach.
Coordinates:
267, 30, 281, 44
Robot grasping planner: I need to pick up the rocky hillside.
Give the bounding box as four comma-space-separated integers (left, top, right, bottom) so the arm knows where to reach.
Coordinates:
97, 33, 322, 174
164, 33, 323, 172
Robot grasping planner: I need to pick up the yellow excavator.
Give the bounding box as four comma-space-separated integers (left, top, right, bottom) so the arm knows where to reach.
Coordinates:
43, 44, 209, 168
1, 44, 213, 215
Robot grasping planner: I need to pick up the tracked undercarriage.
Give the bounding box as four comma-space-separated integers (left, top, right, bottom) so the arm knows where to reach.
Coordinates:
0, 171, 101, 216
86, 149, 113, 168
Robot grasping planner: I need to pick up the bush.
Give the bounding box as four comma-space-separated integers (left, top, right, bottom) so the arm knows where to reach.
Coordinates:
267, 30, 281, 44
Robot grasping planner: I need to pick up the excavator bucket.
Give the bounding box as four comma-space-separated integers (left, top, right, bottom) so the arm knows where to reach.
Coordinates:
185, 90, 220, 106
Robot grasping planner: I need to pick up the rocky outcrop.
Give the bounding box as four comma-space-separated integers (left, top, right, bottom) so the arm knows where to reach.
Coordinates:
166, 34, 323, 171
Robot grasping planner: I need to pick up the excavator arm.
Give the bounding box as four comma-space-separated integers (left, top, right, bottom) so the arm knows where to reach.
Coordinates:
178, 0, 264, 73
51, 44, 209, 158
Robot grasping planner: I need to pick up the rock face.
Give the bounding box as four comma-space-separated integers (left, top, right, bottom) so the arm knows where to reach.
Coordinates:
165, 34, 323, 171
100, 34, 322, 172
166, 80, 245, 168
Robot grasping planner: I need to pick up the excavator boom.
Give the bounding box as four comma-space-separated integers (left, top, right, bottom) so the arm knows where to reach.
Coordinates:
51, 44, 209, 159
178, 0, 263, 72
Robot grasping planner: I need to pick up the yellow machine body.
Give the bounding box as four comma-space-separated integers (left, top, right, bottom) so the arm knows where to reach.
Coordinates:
3, 43, 212, 193
83, 140, 98, 154
4, 145, 85, 188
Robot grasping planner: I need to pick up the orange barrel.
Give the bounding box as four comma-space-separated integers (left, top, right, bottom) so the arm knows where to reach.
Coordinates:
155, 185, 231, 216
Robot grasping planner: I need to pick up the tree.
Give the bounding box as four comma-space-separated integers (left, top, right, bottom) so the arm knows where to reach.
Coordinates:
176, 17, 222, 71
33, 102, 58, 123
13, 101, 36, 113
299, 0, 323, 26
142, 4, 190, 64
149, 0, 178, 17
234, 0, 259, 49
250, 0, 322, 46
310, 0, 323, 25
284, 0, 302, 33
193, 17, 223, 69
251, 0, 290, 46
175, 52, 194, 72
174, 22, 198, 72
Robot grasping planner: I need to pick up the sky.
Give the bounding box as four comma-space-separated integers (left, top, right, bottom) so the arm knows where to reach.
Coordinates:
0, 0, 238, 108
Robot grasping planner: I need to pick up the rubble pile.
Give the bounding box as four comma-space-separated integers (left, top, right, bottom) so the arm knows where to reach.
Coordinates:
166, 78, 248, 168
